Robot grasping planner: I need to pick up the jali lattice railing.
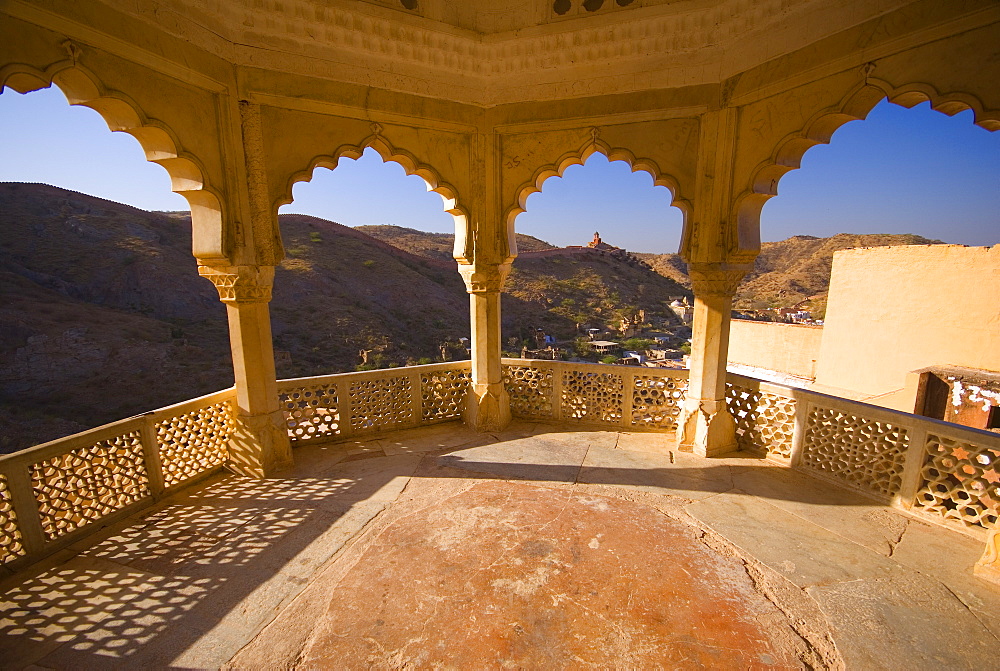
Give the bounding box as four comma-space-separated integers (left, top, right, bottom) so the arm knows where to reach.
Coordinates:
0, 388, 236, 572
277, 362, 472, 445
5, 359, 996, 574
502, 359, 689, 430
724, 372, 1000, 539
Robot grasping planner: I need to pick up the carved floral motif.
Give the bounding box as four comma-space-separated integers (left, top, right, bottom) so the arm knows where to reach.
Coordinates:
687, 263, 750, 298
459, 263, 511, 293
198, 265, 274, 303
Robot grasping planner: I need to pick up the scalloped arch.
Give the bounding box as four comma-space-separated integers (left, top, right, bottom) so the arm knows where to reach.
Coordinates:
278, 133, 467, 224
734, 80, 1000, 254
0, 62, 226, 261
506, 139, 691, 255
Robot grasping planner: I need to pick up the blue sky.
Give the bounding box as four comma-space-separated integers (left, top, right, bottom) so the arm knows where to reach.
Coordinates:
1, 85, 997, 254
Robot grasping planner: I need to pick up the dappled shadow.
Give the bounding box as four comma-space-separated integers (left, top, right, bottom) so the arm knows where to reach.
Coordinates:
0, 453, 410, 668
0, 421, 886, 667
0, 562, 218, 666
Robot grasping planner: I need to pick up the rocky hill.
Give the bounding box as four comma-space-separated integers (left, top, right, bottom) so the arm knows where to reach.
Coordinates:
639, 233, 945, 315
636, 252, 691, 289
356, 225, 555, 262
0, 183, 233, 451
0, 184, 690, 451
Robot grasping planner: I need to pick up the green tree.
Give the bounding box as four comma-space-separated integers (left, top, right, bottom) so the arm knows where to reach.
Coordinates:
621, 337, 654, 351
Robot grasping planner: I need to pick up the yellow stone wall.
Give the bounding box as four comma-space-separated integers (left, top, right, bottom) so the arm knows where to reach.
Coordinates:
728, 320, 824, 380
814, 245, 1000, 401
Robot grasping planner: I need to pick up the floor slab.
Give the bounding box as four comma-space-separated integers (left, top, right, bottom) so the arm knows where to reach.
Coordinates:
293, 480, 812, 669
1, 421, 995, 669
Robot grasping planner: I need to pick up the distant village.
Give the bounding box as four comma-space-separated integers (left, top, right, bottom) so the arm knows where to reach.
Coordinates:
731, 307, 821, 325
511, 232, 694, 368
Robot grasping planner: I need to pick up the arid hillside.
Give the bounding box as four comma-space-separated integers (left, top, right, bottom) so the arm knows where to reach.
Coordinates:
0, 183, 233, 451
5, 182, 937, 452
0, 184, 690, 451
502, 253, 690, 343
640, 233, 945, 315
356, 224, 555, 262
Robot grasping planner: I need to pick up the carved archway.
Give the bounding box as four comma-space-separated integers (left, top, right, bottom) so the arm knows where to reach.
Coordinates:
734, 80, 1000, 255
0, 59, 227, 262
277, 125, 468, 260
507, 135, 692, 257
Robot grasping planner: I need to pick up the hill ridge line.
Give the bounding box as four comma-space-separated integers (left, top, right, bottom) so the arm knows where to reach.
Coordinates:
279, 213, 457, 271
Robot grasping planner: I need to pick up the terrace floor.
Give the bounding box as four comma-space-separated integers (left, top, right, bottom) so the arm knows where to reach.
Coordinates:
2, 421, 998, 669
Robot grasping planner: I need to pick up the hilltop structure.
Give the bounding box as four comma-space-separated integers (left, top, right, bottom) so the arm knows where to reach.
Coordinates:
1, 1, 999, 665
587, 232, 613, 251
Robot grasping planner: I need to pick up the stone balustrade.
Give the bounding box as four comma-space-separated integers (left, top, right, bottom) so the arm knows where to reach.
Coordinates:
501, 358, 689, 429
277, 362, 472, 445
3, 360, 996, 575
0, 389, 236, 573
501, 359, 998, 540
725, 372, 1000, 540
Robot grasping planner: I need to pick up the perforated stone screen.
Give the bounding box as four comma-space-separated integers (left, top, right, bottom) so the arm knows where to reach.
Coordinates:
30, 431, 151, 540
562, 370, 623, 424
726, 383, 796, 459
632, 375, 686, 429
802, 405, 908, 499
281, 383, 340, 443
421, 369, 470, 422
0, 474, 25, 564
914, 433, 1000, 530
156, 400, 234, 488
503, 365, 554, 419
350, 376, 413, 431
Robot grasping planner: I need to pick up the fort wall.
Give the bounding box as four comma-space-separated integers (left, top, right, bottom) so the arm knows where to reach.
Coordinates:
728, 320, 823, 380
815, 244, 1000, 402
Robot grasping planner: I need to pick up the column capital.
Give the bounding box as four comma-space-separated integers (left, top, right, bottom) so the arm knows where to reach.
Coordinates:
458, 262, 511, 294
198, 264, 274, 303
687, 262, 752, 297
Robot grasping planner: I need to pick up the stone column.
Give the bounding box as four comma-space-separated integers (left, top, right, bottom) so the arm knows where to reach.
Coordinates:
677, 262, 750, 457
199, 264, 293, 477
975, 528, 1000, 585
459, 262, 512, 432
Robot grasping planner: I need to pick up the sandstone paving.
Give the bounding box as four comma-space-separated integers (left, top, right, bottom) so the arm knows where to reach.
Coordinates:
807, 570, 996, 669
292, 480, 811, 669
435, 431, 592, 484
1, 421, 997, 669
687, 490, 901, 588
728, 465, 912, 557
890, 517, 1000, 640
688, 490, 999, 669
578, 440, 734, 500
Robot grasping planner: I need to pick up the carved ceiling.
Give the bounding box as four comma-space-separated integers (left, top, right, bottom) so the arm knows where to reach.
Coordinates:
76, 0, 943, 105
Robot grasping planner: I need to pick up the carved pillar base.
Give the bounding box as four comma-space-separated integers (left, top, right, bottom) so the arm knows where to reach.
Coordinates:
228, 410, 294, 478
677, 398, 737, 457
465, 382, 512, 433
460, 263, 512, 433
200, 264, 293, 478
975, 529, 1000, 585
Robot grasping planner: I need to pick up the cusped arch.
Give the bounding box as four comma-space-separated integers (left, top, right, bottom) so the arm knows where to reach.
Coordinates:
277, 130, 468, 253
0, 61, 226, 261
734, 80, 1000, 254
507, 138, 691, 256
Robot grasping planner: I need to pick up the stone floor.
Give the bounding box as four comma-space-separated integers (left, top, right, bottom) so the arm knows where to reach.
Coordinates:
1, 421, 997, 669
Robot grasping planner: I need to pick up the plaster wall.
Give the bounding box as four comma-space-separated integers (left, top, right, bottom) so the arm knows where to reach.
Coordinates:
727, 320, 823, 380
814, 245, 1000, 400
